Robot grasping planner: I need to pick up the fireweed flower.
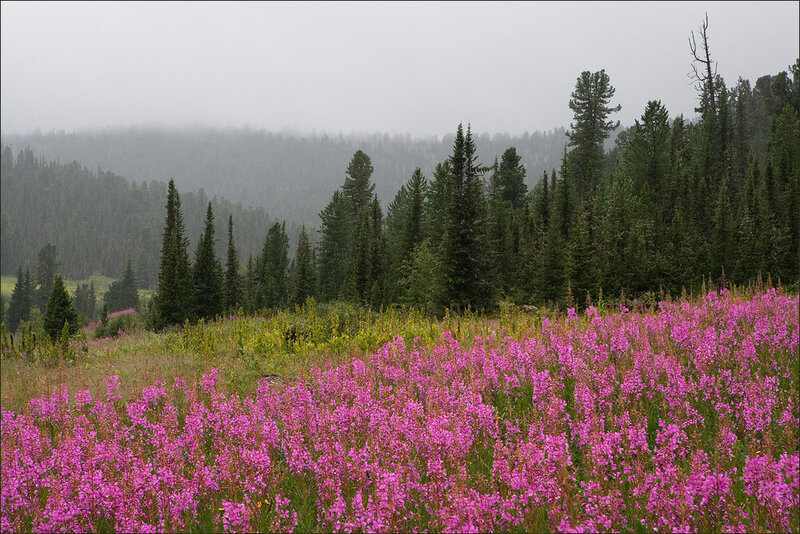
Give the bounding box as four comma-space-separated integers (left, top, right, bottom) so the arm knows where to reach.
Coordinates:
0, 291, 797, 533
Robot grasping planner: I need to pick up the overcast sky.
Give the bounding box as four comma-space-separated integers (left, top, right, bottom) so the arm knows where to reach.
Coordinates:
1, 1, 798, 138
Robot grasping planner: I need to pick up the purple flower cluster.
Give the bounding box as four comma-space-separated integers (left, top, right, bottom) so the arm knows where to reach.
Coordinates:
2, 290, 798, 532
83, 309, 138, 331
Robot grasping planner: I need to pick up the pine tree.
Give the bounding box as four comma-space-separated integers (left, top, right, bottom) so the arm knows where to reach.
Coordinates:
44, 274, 79, 342
567, 70, 621, 200
5, 266, 31, 332
152, 179, 193, 328
225, 215, 242, 312
342, 150, 376, 214
291, 226, 316, 306
193, 202, 225, 320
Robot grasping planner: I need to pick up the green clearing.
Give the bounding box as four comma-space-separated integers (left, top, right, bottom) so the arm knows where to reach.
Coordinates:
1, 273, 152, 303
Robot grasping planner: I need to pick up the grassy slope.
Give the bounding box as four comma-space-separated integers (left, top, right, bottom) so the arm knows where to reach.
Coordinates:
1, 274, 152, 303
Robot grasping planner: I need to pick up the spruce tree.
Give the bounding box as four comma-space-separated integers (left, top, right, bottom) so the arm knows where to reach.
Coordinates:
488, 148, 528, 294
258, 222, 289, 308
318, 191, 354, 301
368, 198, 386, 307
44, 275, 79, 342
425, 161, 450, 251
5, 266, 31, 332
225, 214, 242, 312
386, 168, 427, 302
193, 202, 225, 320
153, 179, 193, 328
291, 226, 316, 306
439, 123, 491, 311
565, 208, 596, 308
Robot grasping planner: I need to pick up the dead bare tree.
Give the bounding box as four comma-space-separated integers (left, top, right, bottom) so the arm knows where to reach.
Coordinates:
689, 13, 718, 115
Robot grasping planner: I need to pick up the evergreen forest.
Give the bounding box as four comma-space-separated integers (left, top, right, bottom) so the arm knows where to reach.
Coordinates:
2, 55, 798, 329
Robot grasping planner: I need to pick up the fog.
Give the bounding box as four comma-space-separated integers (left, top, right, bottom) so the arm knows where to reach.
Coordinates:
2, 1, 798, 137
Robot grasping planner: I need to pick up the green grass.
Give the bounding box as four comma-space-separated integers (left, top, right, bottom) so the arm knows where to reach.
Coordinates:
1, 273, 152, 303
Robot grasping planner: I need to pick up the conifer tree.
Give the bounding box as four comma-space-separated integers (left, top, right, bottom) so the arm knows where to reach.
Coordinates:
291, 226, 316, 306
225, 215, 242, 312
386, 169, 427, 302
567, 70, 621, 200
565, 208, 596, 307
193, 202, 225, 320
439, 123, 491, 311
5, 266, 31, 332
34, 243, 58, 312
105, 259, 139, 312
243, 254, 260, 313
152, 179, 193, 328
258, 222, 289, 308
342, 150, 376, 214
488, 148, 528, 294
318, 191, 354, 301
44, 274, 79, 341
424, 161, 450, 251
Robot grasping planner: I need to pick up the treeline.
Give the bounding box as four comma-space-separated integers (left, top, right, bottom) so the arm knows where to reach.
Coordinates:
148, 54, 799, 325
0, 149, 296, 287
3, 241, 142, 333
0, 126, 569, 227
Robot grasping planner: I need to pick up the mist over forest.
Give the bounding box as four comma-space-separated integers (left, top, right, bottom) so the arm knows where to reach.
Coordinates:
1, 127, 569, 227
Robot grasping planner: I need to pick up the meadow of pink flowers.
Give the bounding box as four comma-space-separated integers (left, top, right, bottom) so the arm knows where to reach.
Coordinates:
2, 290, 798, 533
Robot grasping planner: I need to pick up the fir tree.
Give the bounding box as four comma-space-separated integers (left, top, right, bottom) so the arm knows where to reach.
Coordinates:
439, 123, 492, 311
318, 191, 354, 301
291, 226, 316, 306
44, 274, 79, 342
5, 266, 31, 332
193, 202, 225, 320
258, 222, 289, 308
152, 179, 193, 328
225, 215, 242, 312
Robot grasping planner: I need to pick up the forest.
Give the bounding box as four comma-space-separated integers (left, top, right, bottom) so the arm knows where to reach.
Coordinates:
1, 55, 798, 327
0, 126, 569, 228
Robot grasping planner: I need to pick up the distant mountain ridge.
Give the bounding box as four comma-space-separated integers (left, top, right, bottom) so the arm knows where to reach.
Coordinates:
1, 127, 570, 227
0, 145, 294, 287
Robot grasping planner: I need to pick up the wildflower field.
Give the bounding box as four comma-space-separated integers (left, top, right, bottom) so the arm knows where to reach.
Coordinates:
1, 289, 798, 533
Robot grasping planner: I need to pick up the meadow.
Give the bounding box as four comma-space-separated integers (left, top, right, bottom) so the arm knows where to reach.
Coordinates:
1, 274, 152, 308
1, 288, 798, 533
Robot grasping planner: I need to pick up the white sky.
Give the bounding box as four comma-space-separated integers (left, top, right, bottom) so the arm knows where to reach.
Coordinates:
1, 1, 798, 137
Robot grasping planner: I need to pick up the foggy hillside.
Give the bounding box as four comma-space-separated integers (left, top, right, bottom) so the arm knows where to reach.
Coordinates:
1, 127, 569, 226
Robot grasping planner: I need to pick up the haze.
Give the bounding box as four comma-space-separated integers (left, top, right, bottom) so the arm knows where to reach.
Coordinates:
2, 1, 798, 137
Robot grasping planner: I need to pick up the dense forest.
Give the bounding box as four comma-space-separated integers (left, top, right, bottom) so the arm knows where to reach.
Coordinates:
0, 150, 295, 287
143, 55, 799, 326
0, 127, 569, 227
2, 47, 798, 327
